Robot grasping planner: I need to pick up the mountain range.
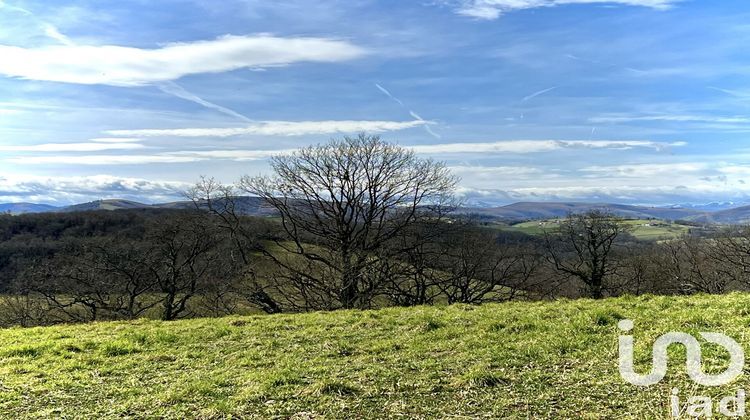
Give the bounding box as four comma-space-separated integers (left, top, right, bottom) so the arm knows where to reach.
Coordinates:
4, 198, 750, 224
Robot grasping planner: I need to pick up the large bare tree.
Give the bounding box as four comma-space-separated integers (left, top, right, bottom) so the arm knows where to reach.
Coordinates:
239, 134, 457, 309
543, 210, 629, 299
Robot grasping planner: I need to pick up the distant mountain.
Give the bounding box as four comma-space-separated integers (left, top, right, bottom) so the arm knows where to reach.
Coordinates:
32, 197, 279, 217
157, 196, 279, 217
460, 202, 709, 222
60, 199, 151, 212
687, 205, 750, 225
11, 198, 750, 224
0, 202, 59, 214
668, 202, 747, 212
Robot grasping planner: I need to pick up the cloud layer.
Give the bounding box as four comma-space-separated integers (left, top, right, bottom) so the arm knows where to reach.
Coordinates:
451, 0, 680, 19
0, 35, 366, 86
106, 120, 429, 137
0, 175, 189, 204
409, 139, 685, 154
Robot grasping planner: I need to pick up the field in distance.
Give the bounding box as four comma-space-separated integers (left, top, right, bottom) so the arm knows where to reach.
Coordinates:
0, 293, 747, 417
494, 218, 698, 240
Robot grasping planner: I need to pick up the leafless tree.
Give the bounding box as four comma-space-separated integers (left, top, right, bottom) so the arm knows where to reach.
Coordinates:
143, 212, 229, 320
543, 210, 628, 299
434, 229, 541, 304
187, 178, 282, 314
656, 236, 729, 294
239, 134, 458, 310
24, 238, 159, 322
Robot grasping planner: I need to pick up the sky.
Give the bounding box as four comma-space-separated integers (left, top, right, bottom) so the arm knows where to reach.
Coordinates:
1, 0, 750, 206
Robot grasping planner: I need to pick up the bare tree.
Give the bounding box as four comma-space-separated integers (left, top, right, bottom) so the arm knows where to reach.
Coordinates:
187, 178, 282, 314
543, 210, 628, 299
239, 134, 458, 310
658, 236, 730, 294
433, 228, 541, 304
143, 212, 229, 320
24, 238, 159, 322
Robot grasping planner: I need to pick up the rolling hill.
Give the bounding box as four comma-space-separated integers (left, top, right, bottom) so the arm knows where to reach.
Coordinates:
460, 201, 708, 222
0, 203, 59, 214
0, 293, 746, 417
13, 198, 750, 224
685, 204, 750, 225
59, 199, 151, 212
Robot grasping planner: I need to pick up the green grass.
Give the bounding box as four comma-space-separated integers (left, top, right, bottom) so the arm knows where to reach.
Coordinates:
497, 218, 692, 240
1, 293, 750, 417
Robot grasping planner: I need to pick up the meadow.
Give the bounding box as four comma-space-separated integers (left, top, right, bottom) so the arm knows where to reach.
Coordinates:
0, 293, 748, 418
498, 218, 694, 240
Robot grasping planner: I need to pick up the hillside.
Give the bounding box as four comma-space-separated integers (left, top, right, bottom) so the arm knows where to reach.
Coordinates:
0, 203, 58, 214
688, 204, 750, 225
60, 199, 150, 212
0, 294, 747, 417
462, 201, 708, 222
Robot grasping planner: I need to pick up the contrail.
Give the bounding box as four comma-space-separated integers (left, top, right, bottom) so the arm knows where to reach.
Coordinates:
522, 86, 557, 102
157, 81, 252, 122
409, 111, 441, 139
0, 1, 73, 45
0, 0, 32, 15
565, 53, 645, 75
708, 86, 750, 98
375, 83, 404, 107
376, 83, 440, 139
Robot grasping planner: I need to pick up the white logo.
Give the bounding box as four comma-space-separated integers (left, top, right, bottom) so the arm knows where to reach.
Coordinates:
618, 319, 744, 387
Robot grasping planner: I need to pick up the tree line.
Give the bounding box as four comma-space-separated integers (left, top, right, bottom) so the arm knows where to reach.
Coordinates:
1, 135, 750, 326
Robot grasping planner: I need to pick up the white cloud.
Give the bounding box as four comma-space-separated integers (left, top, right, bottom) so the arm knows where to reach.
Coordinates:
0, 142, 144, 152
448, 166, 544, 178
167, 150, 294, 161
0, 35, 366, 86
580, 163, 707, 177
590, 114, 750, 124
106, 120, 429, 137
456, 184, 750, 206
6, 149, 293, 165
451, 0, 680, 19
409, 139, 685, 154
89, 138, 143, 143
7, 155, 199, 165
0, 174, 189, 204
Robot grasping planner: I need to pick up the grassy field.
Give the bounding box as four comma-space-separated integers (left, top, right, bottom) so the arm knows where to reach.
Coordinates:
0, 294, 748, 418
498, 218, 692, 240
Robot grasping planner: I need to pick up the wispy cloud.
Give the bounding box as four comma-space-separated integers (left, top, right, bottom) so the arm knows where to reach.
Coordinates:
590, 114, 750, 124
0, 142, 144, 152
449, 0, 681, 20
7, 149, 291, 165
580, 162, 707, 177
7, 155, 200, 165
89, 138, 143, 143
156, 81, 252, 122
105, 120, 429, 137
42, 24, 74, 46
409, 139, 685, 154
0, 35, 366, 86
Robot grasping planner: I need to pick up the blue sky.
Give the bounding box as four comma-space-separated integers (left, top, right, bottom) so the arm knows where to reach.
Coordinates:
1, 0, 750, 206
